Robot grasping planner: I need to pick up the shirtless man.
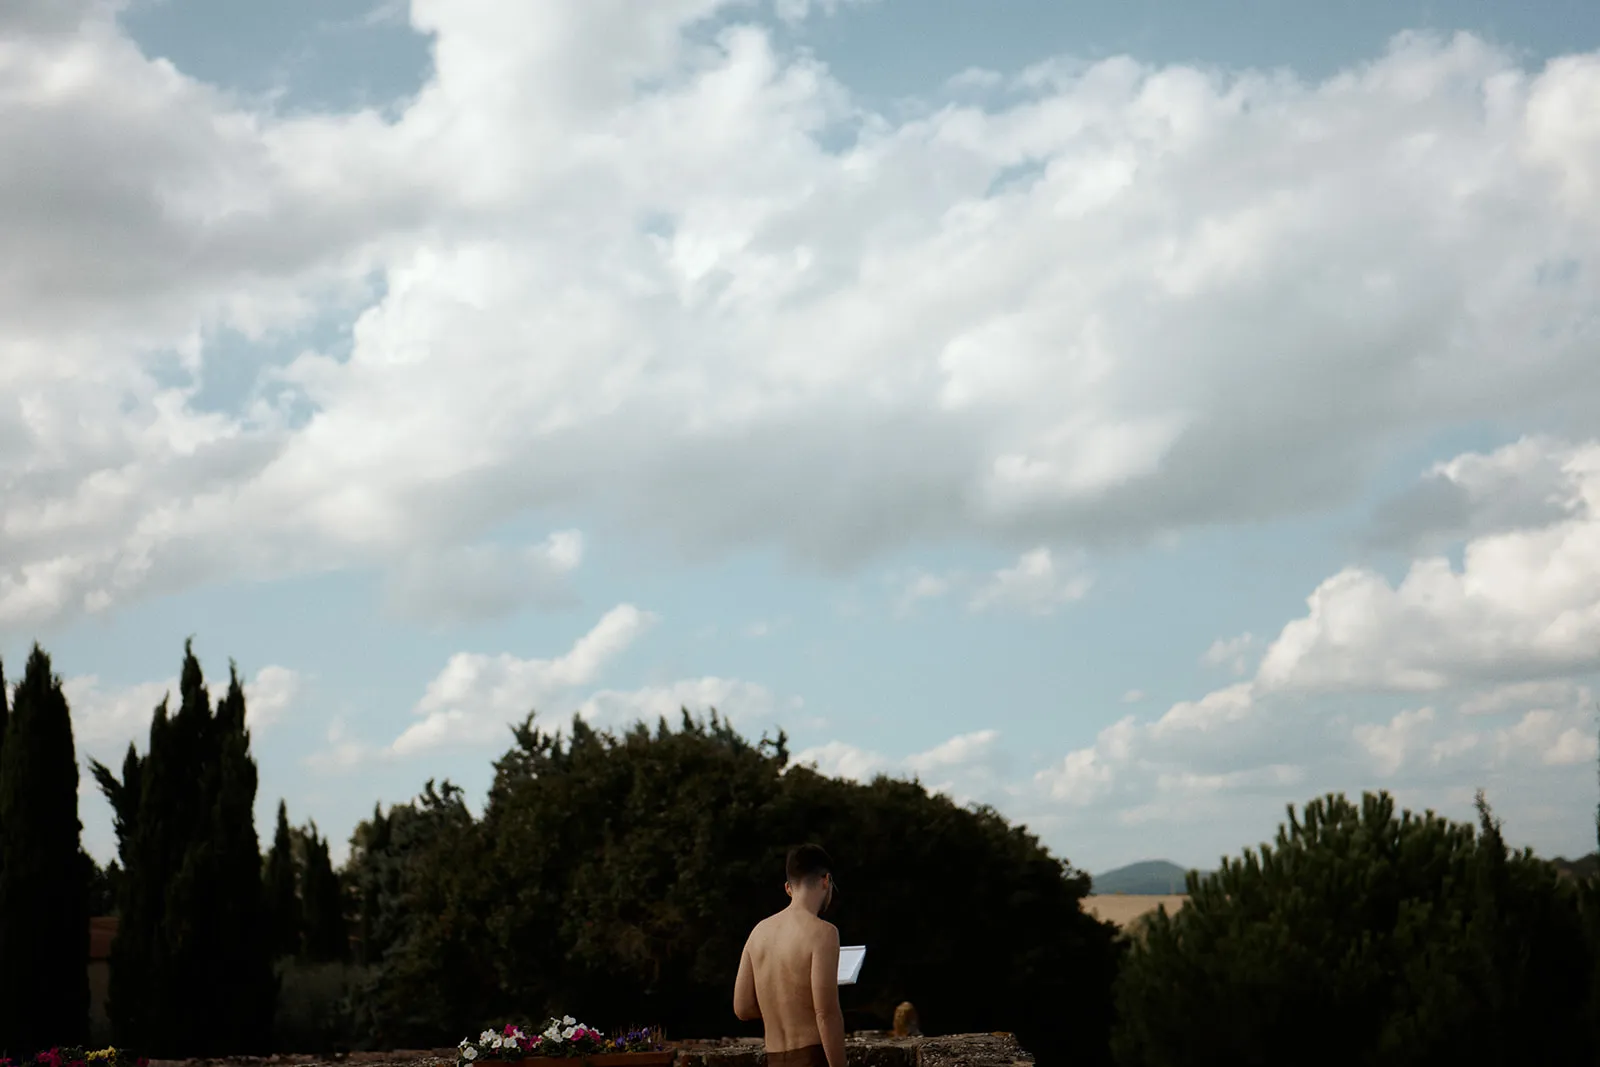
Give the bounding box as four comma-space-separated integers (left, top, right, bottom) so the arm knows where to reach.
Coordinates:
732, 844, 845, 1067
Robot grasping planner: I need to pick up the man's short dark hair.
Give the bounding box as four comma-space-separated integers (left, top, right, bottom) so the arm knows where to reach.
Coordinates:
786, 844, 832, 886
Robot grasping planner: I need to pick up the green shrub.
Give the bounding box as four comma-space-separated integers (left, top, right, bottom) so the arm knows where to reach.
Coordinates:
343, 712, 1121, 1065
1112, 791, 1594, 1067
273, 960, 374, 1054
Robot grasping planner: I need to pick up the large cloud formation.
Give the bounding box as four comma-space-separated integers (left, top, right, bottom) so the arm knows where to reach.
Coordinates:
1035, 437, 1600, 868
4, 2, 1599, 631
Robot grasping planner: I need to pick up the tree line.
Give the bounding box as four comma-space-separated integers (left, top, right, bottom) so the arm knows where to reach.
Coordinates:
4, 637, 1600, 1066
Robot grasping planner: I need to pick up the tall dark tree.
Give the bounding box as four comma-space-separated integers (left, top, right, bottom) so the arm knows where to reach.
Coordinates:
299, 822, 348, 963
203, 662, 277, 1050
0, 658, 6, 923
265, 800, 303, 958
90, 643, 276, 1057
0, 646, 90, 1052
90, 738, 149, 1050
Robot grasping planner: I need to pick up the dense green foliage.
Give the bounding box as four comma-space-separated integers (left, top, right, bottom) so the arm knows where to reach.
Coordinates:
345, 779, 486, 1048
298, 822, 348, 964
0, 647, 91, 1052
266, 801, 304, 959
90, 643, 277, 1057
14, 627, 1600, 1066
1112, 790, 1597, 1067
264, 801, 349, 966
342, 711, 1121, 1066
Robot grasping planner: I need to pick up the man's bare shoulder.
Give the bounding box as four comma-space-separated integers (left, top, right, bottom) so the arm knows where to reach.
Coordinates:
805, 915, 840, 941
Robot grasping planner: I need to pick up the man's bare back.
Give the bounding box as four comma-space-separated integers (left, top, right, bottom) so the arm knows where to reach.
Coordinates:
733, 846, 846, 1067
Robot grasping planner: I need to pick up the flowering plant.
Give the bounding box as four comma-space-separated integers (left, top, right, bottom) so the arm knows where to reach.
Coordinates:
602, 1029, 665, 1055
456, 1018, 664, 1066
1, 1048, 146, 1067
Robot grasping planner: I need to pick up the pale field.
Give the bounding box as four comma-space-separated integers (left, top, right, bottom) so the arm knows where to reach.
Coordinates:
1082, 894, 1189, 928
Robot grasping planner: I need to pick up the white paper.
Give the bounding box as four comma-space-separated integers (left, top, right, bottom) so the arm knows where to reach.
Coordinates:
838, 945, 866, 986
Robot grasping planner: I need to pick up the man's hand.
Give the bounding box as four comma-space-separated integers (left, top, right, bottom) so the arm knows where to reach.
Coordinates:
734, 943, 762, 1021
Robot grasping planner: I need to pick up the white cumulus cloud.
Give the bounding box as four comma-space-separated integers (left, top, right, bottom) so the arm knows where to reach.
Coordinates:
1022, 438, 1600, 864
1, 15, 1598, 634
794, 728, 1009, 805
969, 547, 1093, 616
1202, 633, 1256, 676
392, 603, 657, 755
383, 529, 585, 624
1258, 440, 1600, 695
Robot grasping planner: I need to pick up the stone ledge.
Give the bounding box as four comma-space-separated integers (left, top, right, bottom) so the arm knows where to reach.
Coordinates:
146, 1034, 1033, 1067
675, 1033, 1032, 1067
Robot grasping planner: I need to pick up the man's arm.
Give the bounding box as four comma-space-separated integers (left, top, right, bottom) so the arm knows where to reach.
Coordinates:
733, 942, 762, 1021
811, 924, 846, 1067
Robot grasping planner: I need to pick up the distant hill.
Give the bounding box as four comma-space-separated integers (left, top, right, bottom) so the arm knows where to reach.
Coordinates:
1091, 859, 1209, 895
1090, 853, 1600, 895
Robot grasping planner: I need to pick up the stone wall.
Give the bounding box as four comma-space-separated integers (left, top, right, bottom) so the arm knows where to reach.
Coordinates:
674, 1033, 1033, 1067
146, 1034, 1033, 1067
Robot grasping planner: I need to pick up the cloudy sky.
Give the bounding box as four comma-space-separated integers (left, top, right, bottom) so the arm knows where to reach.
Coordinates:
6, 0, 1600, 876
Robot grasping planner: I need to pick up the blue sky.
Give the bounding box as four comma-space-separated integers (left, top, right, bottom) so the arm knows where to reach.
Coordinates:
6, 0, 1600, 876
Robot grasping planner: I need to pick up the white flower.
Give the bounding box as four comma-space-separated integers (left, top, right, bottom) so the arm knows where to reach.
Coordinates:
463, 1050, 478, 1062
562, 1028, 576, 1040
562, 1016, 576, 1027
481, 1031, 496, 1045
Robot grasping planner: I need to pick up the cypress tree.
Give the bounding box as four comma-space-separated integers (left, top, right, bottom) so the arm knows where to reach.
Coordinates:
0, 657, 6, 928
91, 649, 207, 1054
162, 650, 276, 1054
299, 822, 348, 963
90, 739, 148, 1049
204, 663, 276, 1051
265, 800, 302, 959
0, 645, 90, 1052
349, 804, 395, 967
91, 642, 276, 1056
150, 642, 213, 1051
